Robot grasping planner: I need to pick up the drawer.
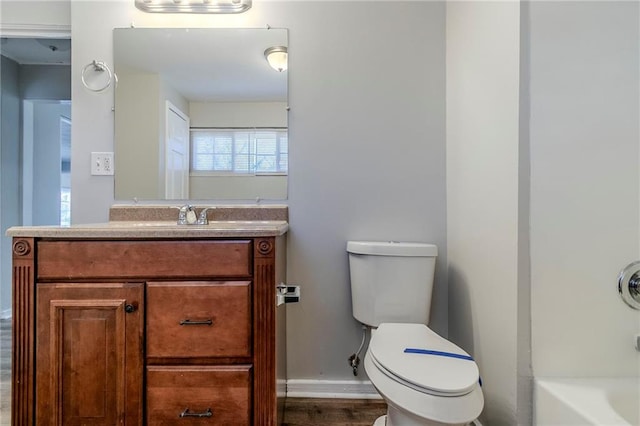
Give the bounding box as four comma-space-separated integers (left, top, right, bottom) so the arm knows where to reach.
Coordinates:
147, 281, 251, 359
37, 240, 252, 279
146, 365, 251, 425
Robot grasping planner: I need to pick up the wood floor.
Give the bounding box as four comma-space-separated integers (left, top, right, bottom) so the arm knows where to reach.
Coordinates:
0, 319, 385, 425
282, 398, 386, 425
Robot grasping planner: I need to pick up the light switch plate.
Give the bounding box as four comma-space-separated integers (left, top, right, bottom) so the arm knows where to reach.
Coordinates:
91, 152, 114, 175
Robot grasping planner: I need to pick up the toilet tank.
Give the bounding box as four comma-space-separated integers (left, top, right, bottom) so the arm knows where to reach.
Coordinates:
347, 241, 437, 327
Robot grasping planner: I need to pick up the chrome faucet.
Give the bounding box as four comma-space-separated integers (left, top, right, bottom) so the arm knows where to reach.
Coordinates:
196, 207, 215, 225
177, 204, 197, 225
178, 205, 215, 225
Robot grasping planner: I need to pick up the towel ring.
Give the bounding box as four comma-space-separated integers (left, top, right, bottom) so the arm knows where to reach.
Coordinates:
81, 60, 116, 93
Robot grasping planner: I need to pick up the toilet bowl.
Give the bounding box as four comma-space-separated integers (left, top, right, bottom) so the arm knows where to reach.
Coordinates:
346, 241, 484, 425
364, 323, 484, 426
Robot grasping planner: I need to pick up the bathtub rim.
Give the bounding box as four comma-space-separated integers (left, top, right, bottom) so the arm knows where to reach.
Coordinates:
534, 377, 640, 426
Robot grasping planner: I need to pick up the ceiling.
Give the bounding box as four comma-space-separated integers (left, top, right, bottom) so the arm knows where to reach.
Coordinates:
0, 38, 71, 65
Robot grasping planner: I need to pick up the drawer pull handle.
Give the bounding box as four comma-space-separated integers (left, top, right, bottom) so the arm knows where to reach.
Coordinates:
179, 408, 213, 418
179, 318, 213, 326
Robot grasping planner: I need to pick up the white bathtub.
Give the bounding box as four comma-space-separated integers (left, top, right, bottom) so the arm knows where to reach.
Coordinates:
535, 378, 640, 425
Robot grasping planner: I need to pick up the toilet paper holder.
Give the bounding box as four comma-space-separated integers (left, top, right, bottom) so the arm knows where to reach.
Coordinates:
276, 283, 300, 306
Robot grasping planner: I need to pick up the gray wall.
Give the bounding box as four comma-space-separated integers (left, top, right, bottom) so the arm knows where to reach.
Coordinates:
446, 2, 524, 424
20, 65, 71, 100
0, 0, 70, 30
284, 2, 447, 380
0, 56, 21, 317
68, 0, 447, 385
529, 1, 640, 378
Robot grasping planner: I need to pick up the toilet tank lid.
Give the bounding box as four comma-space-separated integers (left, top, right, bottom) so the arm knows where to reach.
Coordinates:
347, 241, 437, 257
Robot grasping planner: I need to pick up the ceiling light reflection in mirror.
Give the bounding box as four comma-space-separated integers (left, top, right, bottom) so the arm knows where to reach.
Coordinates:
113, 27, 288, 201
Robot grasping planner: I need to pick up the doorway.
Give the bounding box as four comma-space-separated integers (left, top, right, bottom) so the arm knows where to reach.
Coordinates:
21, 99, 71, 227
0, 37, 71, 318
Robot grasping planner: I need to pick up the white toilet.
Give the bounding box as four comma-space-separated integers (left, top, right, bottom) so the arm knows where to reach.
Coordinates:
347, 241, 484, 426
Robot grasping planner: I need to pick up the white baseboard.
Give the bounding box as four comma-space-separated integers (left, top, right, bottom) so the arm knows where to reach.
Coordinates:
0, 309, 11, 320
286, 379, 381, 399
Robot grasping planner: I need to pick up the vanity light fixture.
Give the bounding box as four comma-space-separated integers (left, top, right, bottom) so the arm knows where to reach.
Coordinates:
134, 0, 251, 14
264, 46, 288, 72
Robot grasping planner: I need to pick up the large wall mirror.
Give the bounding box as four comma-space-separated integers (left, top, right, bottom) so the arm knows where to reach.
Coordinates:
113, 28, 288, 201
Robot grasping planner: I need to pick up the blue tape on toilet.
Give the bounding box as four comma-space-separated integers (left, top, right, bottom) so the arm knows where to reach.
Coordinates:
404, 348, 474, 361
404, 348, 483, 387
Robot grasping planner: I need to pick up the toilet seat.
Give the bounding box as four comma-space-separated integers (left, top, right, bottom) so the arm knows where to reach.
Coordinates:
365, 323, 484, 425
369, 323, 479, 396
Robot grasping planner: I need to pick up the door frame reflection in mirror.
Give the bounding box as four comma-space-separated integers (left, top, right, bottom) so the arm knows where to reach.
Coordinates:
113, 27, 288, 201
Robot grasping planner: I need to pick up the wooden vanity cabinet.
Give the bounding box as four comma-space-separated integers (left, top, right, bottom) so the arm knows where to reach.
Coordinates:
11, 236, 285, 426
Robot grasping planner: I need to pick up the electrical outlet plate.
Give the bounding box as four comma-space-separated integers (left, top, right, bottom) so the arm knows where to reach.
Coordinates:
91, 152, 114, 175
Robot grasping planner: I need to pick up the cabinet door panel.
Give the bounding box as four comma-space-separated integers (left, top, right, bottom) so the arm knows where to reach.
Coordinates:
36, 283, 143, 426
147, 281, 251, 359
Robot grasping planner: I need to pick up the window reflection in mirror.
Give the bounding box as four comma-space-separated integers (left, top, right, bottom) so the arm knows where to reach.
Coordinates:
113, 28, 288, 201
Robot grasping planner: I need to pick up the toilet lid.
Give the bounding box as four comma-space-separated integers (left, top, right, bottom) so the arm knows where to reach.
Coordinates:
369, 323, 480, 396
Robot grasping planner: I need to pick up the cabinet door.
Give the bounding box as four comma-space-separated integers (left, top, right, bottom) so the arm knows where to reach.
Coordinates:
36, 283, 143, 426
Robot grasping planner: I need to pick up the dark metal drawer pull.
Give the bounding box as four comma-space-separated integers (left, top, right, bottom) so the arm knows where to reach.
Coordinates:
179, 319, 213, 326
179, 408, 213, 418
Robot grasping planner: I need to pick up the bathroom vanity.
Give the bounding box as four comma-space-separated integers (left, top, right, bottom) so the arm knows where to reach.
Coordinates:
8, 206, 288, 425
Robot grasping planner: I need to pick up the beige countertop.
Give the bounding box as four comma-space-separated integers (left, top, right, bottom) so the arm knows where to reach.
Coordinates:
7, 220, 288, 239
8, 205, 288, 238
